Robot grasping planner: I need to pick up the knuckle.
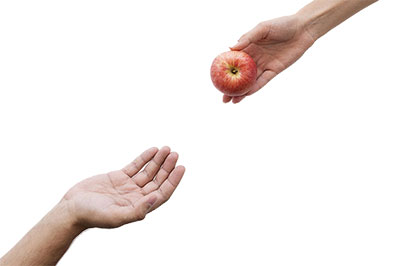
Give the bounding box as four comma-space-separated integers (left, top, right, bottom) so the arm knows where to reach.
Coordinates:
158, 187, 169, 202
239, 33, 247, 41
164, 194, 171, 202
109, 219, 123, 228
137, 212, 146, 221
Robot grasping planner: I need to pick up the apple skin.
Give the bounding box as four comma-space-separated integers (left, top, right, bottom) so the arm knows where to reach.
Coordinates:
210, 51, 257, 96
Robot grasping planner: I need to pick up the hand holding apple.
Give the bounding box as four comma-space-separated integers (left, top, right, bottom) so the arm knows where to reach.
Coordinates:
223, 15, 315, 103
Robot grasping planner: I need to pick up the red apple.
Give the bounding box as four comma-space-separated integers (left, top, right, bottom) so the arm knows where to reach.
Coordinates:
210, 51, 257, 96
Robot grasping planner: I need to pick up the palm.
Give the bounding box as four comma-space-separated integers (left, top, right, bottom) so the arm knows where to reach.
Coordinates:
225, 16, 315, 103
63, 147, 185, 228
64, 171, 145, 228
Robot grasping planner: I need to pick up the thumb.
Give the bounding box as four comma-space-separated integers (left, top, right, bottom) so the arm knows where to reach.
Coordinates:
230, 38, 251, 51
230, 22, 269, 51
144, 195, 158, 213
135, 195, 158, 221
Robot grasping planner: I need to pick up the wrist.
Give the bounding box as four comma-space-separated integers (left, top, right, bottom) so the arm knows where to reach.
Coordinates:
295, 4, 328, 42
49, 200, 86, 236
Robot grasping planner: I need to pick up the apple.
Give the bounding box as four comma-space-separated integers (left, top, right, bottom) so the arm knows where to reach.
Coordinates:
210, 51, 257, 96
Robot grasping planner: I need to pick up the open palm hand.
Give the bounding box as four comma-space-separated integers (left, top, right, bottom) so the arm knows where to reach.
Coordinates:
224, 15, 315, 103
62, 147, 185, 229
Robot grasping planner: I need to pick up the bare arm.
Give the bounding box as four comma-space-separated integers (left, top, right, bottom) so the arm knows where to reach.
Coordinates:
0, 146, 185, 266
298, 0, 378, 40
0, 203, 83, 266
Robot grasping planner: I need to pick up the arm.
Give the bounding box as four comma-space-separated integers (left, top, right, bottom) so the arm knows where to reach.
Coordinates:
224, 0, 378, 104
298, 0, 378, 40
0, 146, 185, 266
0, 203, 83, 266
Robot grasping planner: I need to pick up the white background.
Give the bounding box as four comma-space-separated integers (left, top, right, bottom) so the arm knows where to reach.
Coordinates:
0, 0, 399, 265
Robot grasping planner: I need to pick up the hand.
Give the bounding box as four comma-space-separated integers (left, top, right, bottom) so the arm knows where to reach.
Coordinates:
224, 15, 315, 103
62, 146, 185, 229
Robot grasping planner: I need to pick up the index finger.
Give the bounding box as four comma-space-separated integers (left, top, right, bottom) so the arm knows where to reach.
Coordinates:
122, 147, 158, 177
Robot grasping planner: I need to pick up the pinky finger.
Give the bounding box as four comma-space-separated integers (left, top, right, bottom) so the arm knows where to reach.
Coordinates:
152, 166, 185, 211
223, 95, 232, 103
246, 70, 277, 96
232, 95, 246, 104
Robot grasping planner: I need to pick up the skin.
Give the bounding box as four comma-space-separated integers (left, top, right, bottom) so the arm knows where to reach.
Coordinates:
0, 146, 185, 266
224, 0, 378, 104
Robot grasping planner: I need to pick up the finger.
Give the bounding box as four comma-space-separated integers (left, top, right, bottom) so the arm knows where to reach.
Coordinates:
228, 67, 263, 104
246, 70, 277, 96
223, 95, 232, 103
231, 71, 276, 103
230, 40, 250, 51
256, 68, 263, 79
139, 166, 185, 214
144, 166, 185, 213
142, 152, 179, 194
122, 194, 158, 223
134, 146, 171, 187
232, 95, 246, 104
122, 147, 158, 177
231, 22, 269, 51
156, 165, 185, 206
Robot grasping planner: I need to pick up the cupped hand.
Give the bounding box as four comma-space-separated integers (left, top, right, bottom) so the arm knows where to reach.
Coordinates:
224, 15, 315, 103
62, 146, 185, 229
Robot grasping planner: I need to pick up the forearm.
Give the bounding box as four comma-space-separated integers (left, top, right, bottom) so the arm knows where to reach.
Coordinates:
0, 201, 83, 266
297, 0, 378, 40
